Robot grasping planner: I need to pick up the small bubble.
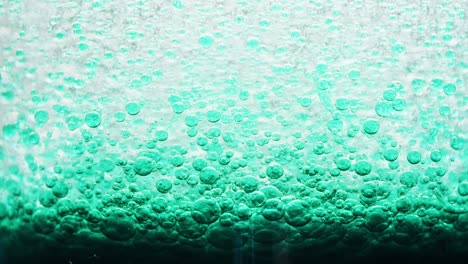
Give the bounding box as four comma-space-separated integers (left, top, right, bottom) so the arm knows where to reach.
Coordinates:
85, 111, 101, 128
126, 102, 141, 115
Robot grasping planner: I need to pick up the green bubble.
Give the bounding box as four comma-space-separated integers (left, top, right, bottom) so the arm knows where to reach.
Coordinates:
363, 119, 380, 135
200, 167, 220, 184
66, 116, 83, 131
458, 183, 468, 196
262, 198, 285, 221
392, 43, 406, 55
100, 208, 136, 241
125, 102, 141, 115
185, 115, 199, 127
392, 99, 406, 111
266, 164, 284, 179
430, 150, 442, 162
199, 35, 214, 48
241, 176, 259, 193
78, 42, 88, 51
34, 110, 49, 126
382, 89, 396, 101
172, 102, 185, 114
443, 83, 456, 95
206, 110, 221, 123
32, 209, 58, 234
406, 151, 421, 164
156, 178, 173, 193
2, 124, 18, 137
383, 148, 399, 162
355, 160, 372, 176
450, 137, 464, 150
170, 155, 184, 167
192, 198, 221, 224
375, 102, 393, 117
348, 69, 361, 80
155, 130, 168, 141
114, 111, 126, 122
246, 38, 259, 48
411, 79, 426, 93
335, 158, 351, 171
84, 111, 101, 128
299, 97, 312, 107
133, 157, 154, 176
192, 158, 208, 171
400, 172, 418, 188
52, 181, 69, 198
98, 158, 115, 172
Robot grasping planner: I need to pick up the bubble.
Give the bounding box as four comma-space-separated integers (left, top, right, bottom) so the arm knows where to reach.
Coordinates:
443, 83, 456, 95
430, 150, 442, 162
52, 181, 69, 198
39, 191, 58, 207
192, 158, 208, 171
458, 183, 468, 196
159, 212, 176, 228
365, 206, 390, 232
176, 211, 207, 239
86, 209, 102, 223
66, 116, 83, 131
32, 209, 58, 234
199, 167, 220, 184
114, 111, 126, 122
395, 197, 412, 213
260, 186, 282, 199
100, 208, 136, 241
266, 164, 284, 179
59, 215, 82, 234
382, 89, 397, 101
125, 102, 141, 115
284, 200, 311, 227
355, 160, 372, 176
422, 208, 440, 226
155, 130, 168, 141
400, 172, 418, 188
84, 111, 101, 128
348, 69, 361, 80
250, 213, 290, 243
363, 119, 380, 135
199, 35, 214, 48
151, 197, 168, 213
206, 110, 221, 123
392, 99, 406, 111
375, 102, 393, 117
191, 198, 221, 224
207, 223, 244, 249
406, 151, 421, 164
241, 176, 259, 193
262, 198, 285, 221
335, 158, 351, 171
184, 115, 199, 127
156, 178, 173, 193
236, 203, 252, 220
450, 136, 464, 150
56, 199, 76, 216
383, 148, 399, 161
133, 157, 154, 176
250, 191, 266, 207
34, 110, 49, 126
98, 158, 115, 172
393, 215, 422, 245
411, 79, 426, 93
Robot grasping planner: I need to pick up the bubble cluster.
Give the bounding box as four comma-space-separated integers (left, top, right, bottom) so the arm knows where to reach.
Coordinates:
0, 0, 466, 262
